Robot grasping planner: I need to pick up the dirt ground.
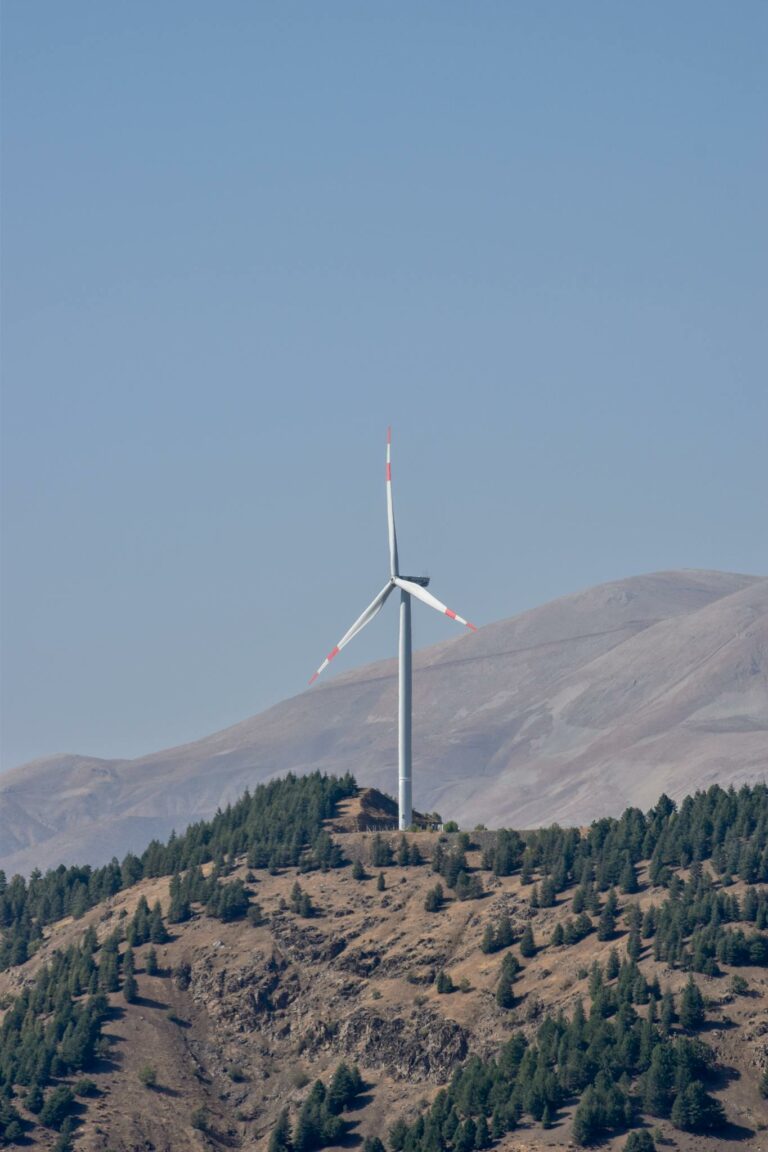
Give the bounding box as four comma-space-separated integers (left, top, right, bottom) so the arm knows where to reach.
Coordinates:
1, 833, 767, 1151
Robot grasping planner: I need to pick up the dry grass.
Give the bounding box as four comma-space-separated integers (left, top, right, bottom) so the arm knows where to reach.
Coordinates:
1, 836, 767, 1151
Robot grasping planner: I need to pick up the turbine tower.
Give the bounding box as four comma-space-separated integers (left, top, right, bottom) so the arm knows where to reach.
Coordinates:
309, 429, 476, 830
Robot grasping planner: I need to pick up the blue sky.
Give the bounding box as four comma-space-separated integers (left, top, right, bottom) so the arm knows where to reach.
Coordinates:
2, 2, 766, 770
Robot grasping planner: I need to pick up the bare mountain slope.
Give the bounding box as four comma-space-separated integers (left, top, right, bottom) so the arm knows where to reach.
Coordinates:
2, 569, 766, 874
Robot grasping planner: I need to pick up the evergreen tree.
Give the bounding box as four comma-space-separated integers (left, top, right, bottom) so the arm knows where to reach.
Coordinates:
679, 976, 705, 1032
496, 952, 519, 1009
436, 970, 454, 994
597, 890, 619, 941
606, 948, 620, 980
149, 901, 169, 943
519, 924, 536, 958
269, 1107, 293, 1152
122, 947, 137, 1003
620, 856, 639, 894
474, 1114, 490, 1149
425, 884, 444, 913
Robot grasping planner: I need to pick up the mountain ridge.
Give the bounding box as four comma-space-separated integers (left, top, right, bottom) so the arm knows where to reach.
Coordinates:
2, 568, 766, 875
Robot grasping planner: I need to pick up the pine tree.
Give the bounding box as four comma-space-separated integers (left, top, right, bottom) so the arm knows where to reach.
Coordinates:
660, 988, 675, 1035
597, 889, 618, 940
167, 874, 191, 924
327, 1060, 359, 1113
643, 1044, 676, 1118
627, 929, 642, 962
269, 1106, 293, 1152
425, 884, 444, 913
436, 970, 454, 994
149, 901, 169, 943
606, 947, 620, 980
620, 856, 639, 894
496, 952, 519, 1009
480, 924, 496, 953
519, 924, 536, 958
122, 947, 137, 1003
679, 976, 705, 1031
474, 1114, 490, 1149
25, 1083, 44, 1114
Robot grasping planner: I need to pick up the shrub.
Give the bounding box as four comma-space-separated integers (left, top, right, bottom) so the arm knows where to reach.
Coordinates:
424, 883, 444, 912
191, 1106, 208, 1131
625, 1132, 656, 1151
138, 1064, 157, 1089
173, 959, 192, 990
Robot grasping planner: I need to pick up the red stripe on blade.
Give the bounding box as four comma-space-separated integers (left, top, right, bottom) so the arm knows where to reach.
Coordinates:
445, 609, 457, 620
467, 622, 477, 631
387, 426, 392, 444
328, 646, 340, 660
386, 463, 392, 481
309, 673, 319, 685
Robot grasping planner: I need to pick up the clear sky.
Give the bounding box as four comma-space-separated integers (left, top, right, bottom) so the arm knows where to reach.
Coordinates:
2, 2, 766, 771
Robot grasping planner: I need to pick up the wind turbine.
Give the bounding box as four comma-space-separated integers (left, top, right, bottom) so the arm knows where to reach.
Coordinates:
308, 428, 476, 830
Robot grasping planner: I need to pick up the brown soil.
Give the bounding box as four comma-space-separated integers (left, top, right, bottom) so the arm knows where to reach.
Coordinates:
1, 839, 767, 1151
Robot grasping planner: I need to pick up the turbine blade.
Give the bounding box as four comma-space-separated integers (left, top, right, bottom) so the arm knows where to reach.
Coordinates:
394, 577, 477, 631
386, 426, 399, 577
308, 582, 394, 684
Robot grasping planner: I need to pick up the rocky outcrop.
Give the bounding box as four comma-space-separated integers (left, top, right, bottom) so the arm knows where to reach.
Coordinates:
339, 1006, 468, 1082
189, 950, 298, 1031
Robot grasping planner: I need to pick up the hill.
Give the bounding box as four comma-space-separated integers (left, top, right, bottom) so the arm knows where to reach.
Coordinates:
2, 569, 767, 874
1, 776, 767, 1151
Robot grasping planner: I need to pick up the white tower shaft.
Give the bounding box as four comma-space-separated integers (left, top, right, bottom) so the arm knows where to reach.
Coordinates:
398, 589, 412, 830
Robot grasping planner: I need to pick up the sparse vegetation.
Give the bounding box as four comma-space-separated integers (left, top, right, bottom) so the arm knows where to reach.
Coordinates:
1, 779, 768, 1149
268, 1063, 363, 1152
138, 1064, 157, 1089
0, 772, 356, 970
424, 882, 444, 912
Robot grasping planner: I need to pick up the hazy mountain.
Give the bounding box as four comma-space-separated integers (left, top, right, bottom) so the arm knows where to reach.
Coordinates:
2, 569, 766, 874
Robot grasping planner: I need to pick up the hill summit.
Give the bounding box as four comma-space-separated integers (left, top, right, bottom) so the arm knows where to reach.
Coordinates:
1, 774, 768, 1150
1, 569, 766, 874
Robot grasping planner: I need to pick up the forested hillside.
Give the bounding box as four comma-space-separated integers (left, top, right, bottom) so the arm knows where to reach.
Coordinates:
1, 778, 767, 1150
